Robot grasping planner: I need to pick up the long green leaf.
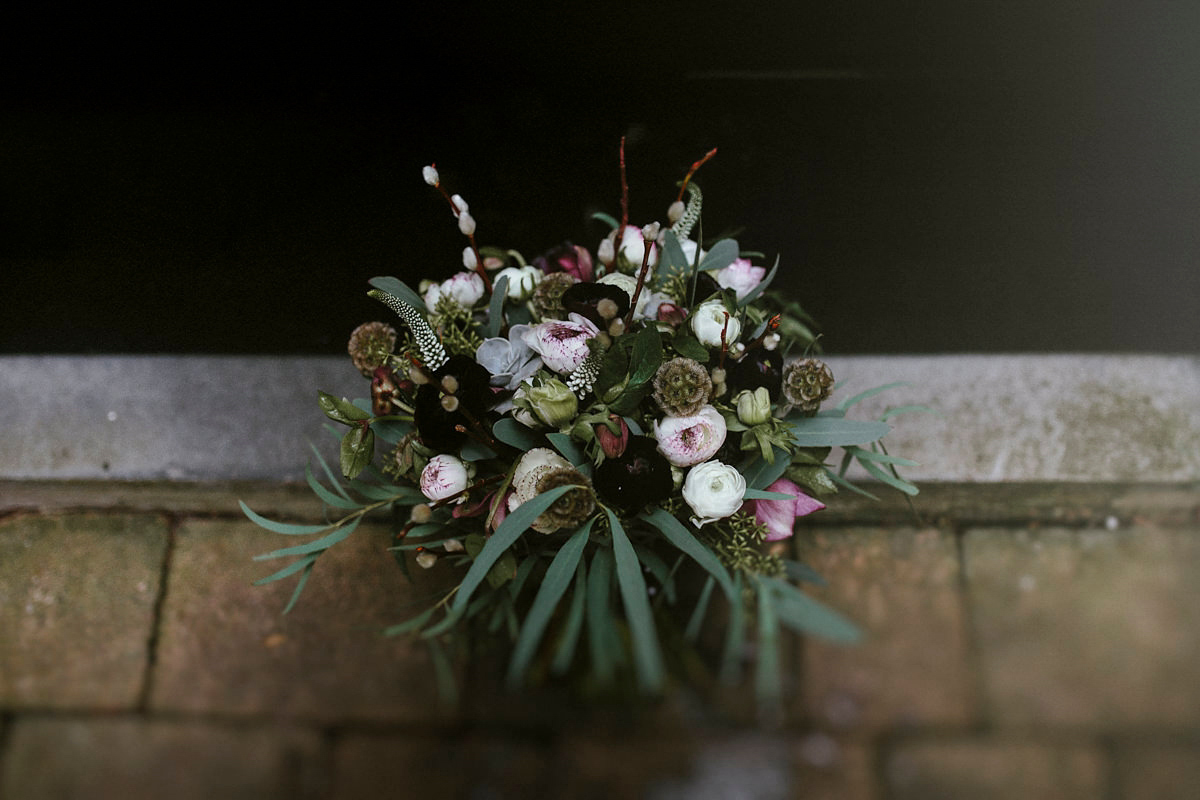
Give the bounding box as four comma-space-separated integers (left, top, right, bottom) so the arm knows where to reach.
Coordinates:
742, 446, 793, 490
425, 484, 578, 637
368, 275, 427, 313
308, 441, 353, 501
384, 607, 435, 636
659, 229, 690, 271
253, 517, 361, 560
853, 452, 920, 496
591, 210, 619, 230
787, 417, 891, 447
643, 508, 736, 601
282, 561, 316, 614
632, 544, 676, 605
823, 467, 881, 501
254, 554, 318, 586
486, 274, 509, 338
239, 501, 333, 536
506, 520, 593, 688
762, 576, 862, 643
305, 464, 361, 510
783, 559, 827, 586
880, 404, 938, 421
427, 638, 459, 706
755, 579, 782, 707
836, 381, 911, 412
551, 561, 588, 675
606, 508, 665, 693
742, 488, 796, 501
586, 547, 617, 683
850, 448, 920, 467
685, 575, 716, 642
720, 572, 745, 685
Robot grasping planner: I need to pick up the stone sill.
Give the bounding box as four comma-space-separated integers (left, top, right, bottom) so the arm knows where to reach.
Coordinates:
2, 355, 1197, 482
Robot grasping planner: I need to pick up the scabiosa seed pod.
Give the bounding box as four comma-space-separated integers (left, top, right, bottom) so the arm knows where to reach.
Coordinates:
652, 357, 713, 417
530, 272, 578, 320
782, 359, 835, 413
531, 467, 596, 533
348, 322, 398, 377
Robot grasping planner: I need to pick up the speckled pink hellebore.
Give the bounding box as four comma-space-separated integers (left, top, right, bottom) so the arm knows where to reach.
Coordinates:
751, 477, 825, 541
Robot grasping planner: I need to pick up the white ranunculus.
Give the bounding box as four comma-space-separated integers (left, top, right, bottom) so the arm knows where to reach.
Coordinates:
440, 271, 485, 307
682, 460, 746, 527
419, 454, 469, 502
496, 265, 542, 301
522, 313, 600, 374
423, 282, 444, 309
652, 405, 727, 467
690, 300, 741, 347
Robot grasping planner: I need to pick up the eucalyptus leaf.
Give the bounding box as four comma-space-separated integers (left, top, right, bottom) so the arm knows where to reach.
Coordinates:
836, 381, 911, 412
783, 559, 827, 586
308, 441, 353, 501
493, 417, 546, 451
786, 417, 891, 447
253, 517, 361, 560
719, 572, 745, 685
642, 507, 736, 602
853, 450, 920, 496
547, 432, 590, 471
880, 404, 938, 421
282, 561, 316, 614
659, 229, 690, 272
384, 607, 435, 636
697, 238, 739, 274
486, 274, 509, 338
304, 464, 360, 510
591, 211, 620, 230
741, 446, 793, 490
685, 576, 716, 642
368, 276, 428, 313
254, 554, 318, 586
755, 579, 783, 707
742, 488, 796, 501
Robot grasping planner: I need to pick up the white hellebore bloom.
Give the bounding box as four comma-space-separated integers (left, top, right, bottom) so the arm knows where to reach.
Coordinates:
690, 300, 741, 347
419, 454, 469, 502
652, 405, 727, 467
599, 225, 659, 273
522, 313, 600, 374
682, 460, 746, 527
509, 448, 571, 509
440, 271, 486, 308
495, 265, 542, 301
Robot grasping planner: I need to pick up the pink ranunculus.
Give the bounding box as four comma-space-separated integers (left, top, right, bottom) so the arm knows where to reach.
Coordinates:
715, 258, 767, 301
751, 477, 825, 541
522, 313, 600, 374
534, 242, 595, 283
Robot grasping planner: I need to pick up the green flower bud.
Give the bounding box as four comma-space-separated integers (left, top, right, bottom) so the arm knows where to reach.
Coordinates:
735, 386, 772, 426
526, 378, 579, 428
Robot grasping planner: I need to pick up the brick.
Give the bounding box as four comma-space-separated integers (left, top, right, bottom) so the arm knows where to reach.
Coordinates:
0, 479, 325, 519
329, 734, 553, 799
150, 518, 458, 723
556, 733, 793, 800
0, 717, 323, 800
794, 527, 975, 731
965, 525, 1200, 728
1115, 745, 1200, 800
0, 514, 166, 709
790, 734, 877, 800
885, 739, 1105, 800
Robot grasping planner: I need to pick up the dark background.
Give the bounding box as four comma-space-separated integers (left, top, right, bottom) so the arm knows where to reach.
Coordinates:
3, 3, 1197, 355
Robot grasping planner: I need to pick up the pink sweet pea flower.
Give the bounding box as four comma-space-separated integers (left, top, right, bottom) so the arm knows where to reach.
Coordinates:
751, 477, 825, 541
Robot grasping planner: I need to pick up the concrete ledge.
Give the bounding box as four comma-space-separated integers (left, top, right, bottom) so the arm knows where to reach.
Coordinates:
2, 355, 1196, 482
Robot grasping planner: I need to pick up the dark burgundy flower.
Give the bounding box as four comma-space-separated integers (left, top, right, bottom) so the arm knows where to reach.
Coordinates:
727, 349, 783, 401
534, 242, 594, 283
561, 282, 630, 327
414, 355, 493, 452
594, 436, 673, 514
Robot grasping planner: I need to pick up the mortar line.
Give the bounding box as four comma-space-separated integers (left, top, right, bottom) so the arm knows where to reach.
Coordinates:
952, 522, 991, 735
136, 514, 179, 712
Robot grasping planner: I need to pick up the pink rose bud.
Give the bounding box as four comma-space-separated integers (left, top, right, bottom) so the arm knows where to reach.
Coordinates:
596, 415, 630, 459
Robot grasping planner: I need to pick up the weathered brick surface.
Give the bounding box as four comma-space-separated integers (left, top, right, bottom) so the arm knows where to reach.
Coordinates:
790, 734, 877, 800
150, 517, 458, 723
329, 733, 554, 799
794, 527, 975, 731
885, 739, 1105, 800
965, 525, 1200, 728
0, 513, 166, 710
0, 717, 323, 800
0, 479, 322, 518
1115, 745, 1200, 800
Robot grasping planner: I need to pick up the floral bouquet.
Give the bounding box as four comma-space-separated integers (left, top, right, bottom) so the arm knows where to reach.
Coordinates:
242, 145, 920, 707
